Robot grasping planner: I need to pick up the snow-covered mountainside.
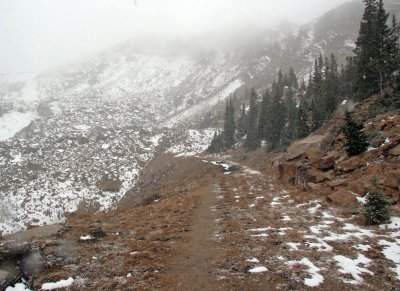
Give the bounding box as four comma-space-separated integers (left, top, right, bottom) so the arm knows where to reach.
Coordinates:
2, 0, 396, 234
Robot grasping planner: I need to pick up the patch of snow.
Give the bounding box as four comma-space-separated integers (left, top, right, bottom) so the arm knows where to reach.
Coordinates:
249, 227, 272, 232
287, 258, 324, 287
73, 124, 91, 131
0, 111, 36, 141
379, 239, 400, 264
5, 283, 32, 291
248, 266, 268, 273
334, 254, 373, 284
381, 137, 390, 147
354, 244, 371, 251
308, 203, 321, 214
102, 143, 110, 149
21, 80, 38, 102
251, 233, 268, 237
80, 235, 94, 240
246, 257, 260, 263
309, 224, 329, 235
282, 215, 292, 221
356, 196, 367, 204
243, 168, 262, 175
380, 217, 400, 230
344, 39, 356, 49
41, 277, 74, 290
287, 242, 301, 251
304, 236, 333, 252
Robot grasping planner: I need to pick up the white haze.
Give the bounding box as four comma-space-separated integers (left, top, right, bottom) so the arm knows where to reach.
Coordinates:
0, 0, 351, 75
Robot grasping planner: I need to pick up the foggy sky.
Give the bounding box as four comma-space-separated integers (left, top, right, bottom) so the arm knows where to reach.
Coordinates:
0, 0, 352, 75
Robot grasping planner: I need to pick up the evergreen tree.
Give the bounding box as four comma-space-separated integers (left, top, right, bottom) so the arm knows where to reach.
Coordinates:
342, 111, 369, 156
266, 88, 286, 150
281, 88, 296, 148
207, 131, 224, 154
363, 190, 390, 224
244, 89, 261, 151
236, 103, 247, 140
258, 90, 272, 141
288, 67, 299, 89
223, 98, 236, 149
295, 105, 309, 139
354, 0, 383, 99
325, 53, 340, 113
384, 14, 400, 88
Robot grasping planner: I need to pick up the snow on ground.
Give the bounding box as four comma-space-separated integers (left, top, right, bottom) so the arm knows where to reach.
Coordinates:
20, 80, 38, 102
5, 283, 31, 291
246, 258, 260, 263
41, 277, 74, 290
334, 254, 373, 284
80, 235, 94, 240
380, 217, 400, 230
212, 168, 400, 288
287, 258, 324, 287
0, 111, 36, 141
248, 266, 268, 273
167, 129, 216, 156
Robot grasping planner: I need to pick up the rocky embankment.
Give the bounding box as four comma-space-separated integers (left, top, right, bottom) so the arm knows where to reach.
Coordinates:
277, 105, 400, 207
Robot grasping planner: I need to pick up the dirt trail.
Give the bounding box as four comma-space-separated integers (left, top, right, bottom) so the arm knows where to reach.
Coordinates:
163, 183, 219, 290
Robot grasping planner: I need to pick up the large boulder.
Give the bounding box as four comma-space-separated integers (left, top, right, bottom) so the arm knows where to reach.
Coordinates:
384, 170, 400, 189
96, 175, 122, 192
335, 156, 367, 172
306, 168, 332, 183
278, 163, 297, 185
314, 156, 336, 171
327, 189, 358, 205
327, 179, 348, 190
287, 134, 333, 161
348, 181, 367, 196
306, 149, 324, 164
389, 144, 400, 156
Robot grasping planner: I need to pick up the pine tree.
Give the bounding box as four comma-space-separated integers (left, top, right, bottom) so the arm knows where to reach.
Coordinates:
295, 105, 309, 139
258, 90, 271, 141
207, 131, 224, 154
244, 89, 261, 151
363, 190, 390, 225
288, 67, 299, 89
325, 53, 340, 113
384, 14, 400, 88
223, 98, 236, 149
354, 0, 384, 99
281, 88, 296, 148
236, 103, 247, 140
342, 111, 369, 156
266, 88, 286, 150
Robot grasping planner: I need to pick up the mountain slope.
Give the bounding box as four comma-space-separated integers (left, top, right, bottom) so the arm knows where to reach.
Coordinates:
1, 0, 400, 234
